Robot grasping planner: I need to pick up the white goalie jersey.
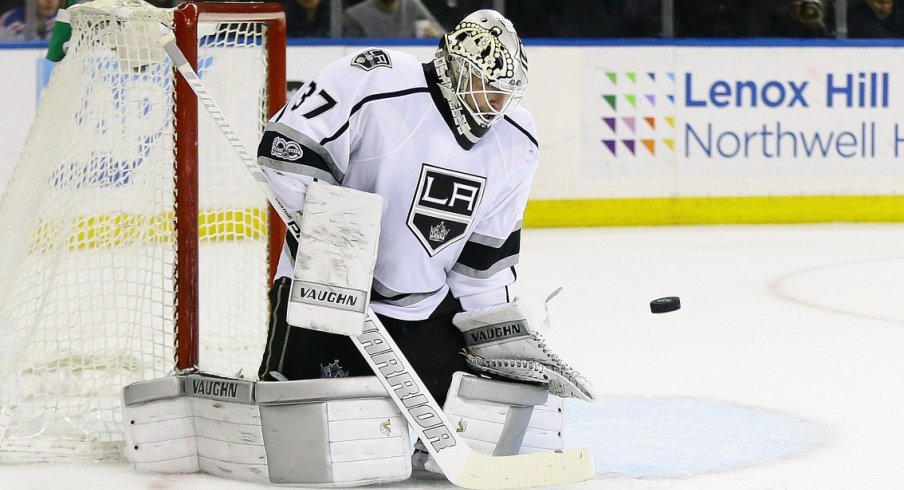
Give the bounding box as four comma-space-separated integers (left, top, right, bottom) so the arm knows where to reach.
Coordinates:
257, 48, 539, 320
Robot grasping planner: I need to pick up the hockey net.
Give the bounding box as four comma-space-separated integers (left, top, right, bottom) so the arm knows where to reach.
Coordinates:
0, 0, 286, 463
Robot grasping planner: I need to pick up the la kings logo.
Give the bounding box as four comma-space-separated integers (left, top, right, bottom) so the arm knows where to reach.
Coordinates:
351, 48, 392, 71
407, 164, 485, 256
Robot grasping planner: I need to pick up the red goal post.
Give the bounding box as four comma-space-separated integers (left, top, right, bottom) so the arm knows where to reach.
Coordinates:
172, 1, 287, 371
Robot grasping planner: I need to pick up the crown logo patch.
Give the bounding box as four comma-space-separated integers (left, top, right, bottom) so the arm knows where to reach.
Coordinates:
429, 221, 450, 242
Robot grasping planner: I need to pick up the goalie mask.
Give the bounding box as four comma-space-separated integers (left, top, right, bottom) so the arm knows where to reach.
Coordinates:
434, 10, 528, 142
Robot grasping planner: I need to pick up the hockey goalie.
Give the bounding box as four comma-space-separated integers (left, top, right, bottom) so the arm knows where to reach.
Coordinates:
124, 5, 595, 488
252, 6, 595, 482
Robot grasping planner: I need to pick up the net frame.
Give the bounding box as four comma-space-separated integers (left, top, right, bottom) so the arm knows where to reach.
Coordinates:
0, 0, 287, 463
171, 1, 287, 371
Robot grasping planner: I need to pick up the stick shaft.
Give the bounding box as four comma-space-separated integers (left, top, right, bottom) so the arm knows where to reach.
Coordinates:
161, 34, 301, 237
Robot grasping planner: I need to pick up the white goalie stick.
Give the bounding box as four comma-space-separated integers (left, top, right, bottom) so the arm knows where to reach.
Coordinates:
158, 33, 594, 489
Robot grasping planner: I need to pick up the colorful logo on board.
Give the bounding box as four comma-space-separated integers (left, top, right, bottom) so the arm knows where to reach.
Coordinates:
600, 71, 676, 156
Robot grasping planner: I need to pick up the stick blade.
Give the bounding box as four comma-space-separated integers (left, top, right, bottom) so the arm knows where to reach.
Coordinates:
451, 447, 595, 489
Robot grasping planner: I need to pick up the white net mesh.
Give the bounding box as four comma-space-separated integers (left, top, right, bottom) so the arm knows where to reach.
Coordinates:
0, 0, 275, 462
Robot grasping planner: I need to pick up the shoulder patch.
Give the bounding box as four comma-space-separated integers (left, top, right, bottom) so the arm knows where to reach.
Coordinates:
351, 48, 392, 71
270, 136, 303, 161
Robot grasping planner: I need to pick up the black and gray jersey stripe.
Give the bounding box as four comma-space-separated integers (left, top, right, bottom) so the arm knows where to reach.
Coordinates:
258, 122, 344, 184
451, 225, 522, 279
370, 279, 444, 307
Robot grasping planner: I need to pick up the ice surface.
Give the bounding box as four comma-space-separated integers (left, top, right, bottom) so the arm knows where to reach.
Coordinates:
4, 224, 904, 489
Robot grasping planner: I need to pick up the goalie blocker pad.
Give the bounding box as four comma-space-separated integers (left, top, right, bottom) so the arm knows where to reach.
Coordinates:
287, 181, 383, 336
122, 373, 411, 487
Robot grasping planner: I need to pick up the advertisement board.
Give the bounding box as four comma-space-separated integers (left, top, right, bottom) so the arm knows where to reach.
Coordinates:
3, 42, 903, 225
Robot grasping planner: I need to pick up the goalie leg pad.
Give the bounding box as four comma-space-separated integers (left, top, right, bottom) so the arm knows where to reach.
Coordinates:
123, 373, 411, 487
521, 393, 566, 454
442, 372, 564, 456
122, 376, 199, 474
287, 181, 383, 336
256, 377, 411, 487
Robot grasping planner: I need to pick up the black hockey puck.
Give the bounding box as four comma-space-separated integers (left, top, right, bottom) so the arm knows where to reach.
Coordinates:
650, 296, 681, 313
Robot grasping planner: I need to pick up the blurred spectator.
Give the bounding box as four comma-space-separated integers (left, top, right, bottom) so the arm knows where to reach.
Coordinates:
617, 0, 663, 37
0, 0, 60, 40
847, 0, 904, 37
0, 0, 17, 17
285, 0, 330, 37
761, 0, 835, 37
554, 0, 660, 37
675, 0, 756, 37
421, 0, 492, 35
343, 0, 443, 38
501, 0, 563, 37
476, 0, 660, 38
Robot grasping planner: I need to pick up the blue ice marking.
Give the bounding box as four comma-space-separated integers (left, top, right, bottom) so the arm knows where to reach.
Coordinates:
565, 395, 824, 478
